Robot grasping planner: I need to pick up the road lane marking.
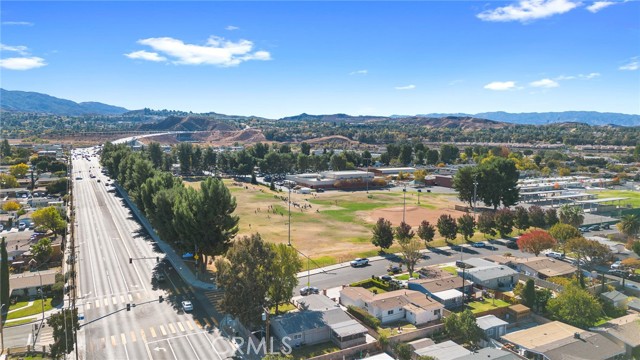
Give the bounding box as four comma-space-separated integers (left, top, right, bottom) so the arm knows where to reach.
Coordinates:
86, 303, 91, 310
160, 325, 167, 336
112, 296, 117, 305
199, 330, 226, 360
140, 329, 146, 342
120, 295, 125, 303
128, 294, 133, 302
168, 323, 176, 334
130, 331, 137, 342
95, 300, 100, 308
177, 322, 185, 332
103, 298, 108, 306
185, 335, 201, 360
149, 327, 157, 338
186, 321, 194, 331
121, 333, 127, 345
167, 339, 179, 360
111, 335, 116, 347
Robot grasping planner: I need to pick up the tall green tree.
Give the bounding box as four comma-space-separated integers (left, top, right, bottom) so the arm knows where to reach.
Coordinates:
1, 237, 9, 315
439, 144, 460, 164
426, 149, 439, 165
444, 309, 482, 345
618, 214, 640, 239
300, 142, 310, 156
269, 244, 302, 315
453, 166, 476, 208
522, 279, 536, 309
545, 208, 559, 228
494, 208, 514, 237
47, 308, 80, 359
32, 237, 53, 264
176, 142, 193, 175
437, 214, 458, 243
457, 214, 476, 241
547, 283, 602, 329
477, 158, 520, 209
0, 139, 11, 157
528, 206, 546, 228
147, 142, 164, 169
371, 218, 394, 252
215, 234, 275, 327
417, 220, 435, 247
559, 205, 584, 228
400, 239, 422, 276
549, 223, 582, 252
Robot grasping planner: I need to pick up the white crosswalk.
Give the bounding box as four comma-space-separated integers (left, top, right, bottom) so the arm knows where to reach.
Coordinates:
82, 292, 149, 310
94, 319, 204, 348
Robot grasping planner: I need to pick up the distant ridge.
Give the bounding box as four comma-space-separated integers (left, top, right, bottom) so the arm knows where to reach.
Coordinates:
417, 111, 640, 127
0, 88, 129, 115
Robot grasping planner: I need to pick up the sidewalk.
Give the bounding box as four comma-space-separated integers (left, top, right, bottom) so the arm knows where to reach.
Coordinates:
115, 184, 216, 291
296, 244, 473, 278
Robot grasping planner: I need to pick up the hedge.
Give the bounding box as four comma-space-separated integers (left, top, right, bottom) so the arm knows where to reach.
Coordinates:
347, 305, 381, 329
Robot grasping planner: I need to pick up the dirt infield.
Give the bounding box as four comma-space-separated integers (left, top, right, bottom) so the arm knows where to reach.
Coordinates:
365, 205, 463, 228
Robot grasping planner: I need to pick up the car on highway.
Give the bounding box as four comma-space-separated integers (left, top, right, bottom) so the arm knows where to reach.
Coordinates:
299, 286, 319, 296
350, 258, 369, 267
97, 179, 101, 183
75, 176, 83, 180
471, 241, 486, 248
181, 300, 193, 312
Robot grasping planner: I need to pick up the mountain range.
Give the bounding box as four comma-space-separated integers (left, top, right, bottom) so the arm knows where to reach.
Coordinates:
1, 88, 639, 126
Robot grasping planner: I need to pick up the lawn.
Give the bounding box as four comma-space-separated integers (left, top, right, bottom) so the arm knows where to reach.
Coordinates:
395, 273, 420, 280
589, 189, 640, 208
5, 318, 36, 327
467, 299, 511, 313
270, 302, 296, 315
378, 322, 417, 337
7, 298, 56, 320
290, 342, 341, 360
441, 266, 458, 275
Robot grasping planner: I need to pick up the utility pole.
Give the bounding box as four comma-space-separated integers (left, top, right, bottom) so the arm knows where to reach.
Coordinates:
403, 186, 407, 223
288, 187, 291, 246
473, 179, 478, 221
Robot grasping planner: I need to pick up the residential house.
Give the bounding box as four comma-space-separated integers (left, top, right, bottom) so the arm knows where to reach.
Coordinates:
477, 315, 508, 340
9, 271, 57, 297
594, 314, 640, 359
361, 353, 395, 360
413, 340, 470, 360
408, 271, 473, 309
461, 262, 518, 291
340, 287, 444, 326
455, 348, 523, 360
600, 290, 629, 309
501, 321, 625, 360
270, 294, 368, 349
514, 257, 577, 279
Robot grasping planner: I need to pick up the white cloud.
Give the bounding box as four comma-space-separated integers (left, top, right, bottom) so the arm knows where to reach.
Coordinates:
349, 69, 368, 75
586, 1, 616, 12
530, 78, 560, 88
580, 72, 600, 79
2, 21, 33, 26
555, 72, 600, 80
619, 58, 639, 71
395, 84, 416, 90
0, 57, 46, 70
477, 0, 580, 23
128, 36, 271, 67
225, 25, 239, 31
484, 81, 517, 91
124, 50, 167, 62
0, 44, 29, 55
555, 75, 576, 80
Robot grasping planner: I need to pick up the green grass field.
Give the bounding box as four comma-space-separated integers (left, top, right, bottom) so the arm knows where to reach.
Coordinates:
589, 189, 640, 208
467, 299, 510, 313
7, 298, 56, 320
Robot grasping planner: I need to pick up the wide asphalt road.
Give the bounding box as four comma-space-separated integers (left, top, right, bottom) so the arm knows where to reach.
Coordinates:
72, 148, 239, 360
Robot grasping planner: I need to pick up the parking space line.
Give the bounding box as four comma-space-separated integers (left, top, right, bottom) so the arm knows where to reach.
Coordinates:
185, 335, 201, 360
112, 296, 117, 305
121, 295, 126, 303
128, 294, 133, 302
103, 298, 109, 306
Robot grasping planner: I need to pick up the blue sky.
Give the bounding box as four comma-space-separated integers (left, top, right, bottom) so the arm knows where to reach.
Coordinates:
1, 1, 639, 118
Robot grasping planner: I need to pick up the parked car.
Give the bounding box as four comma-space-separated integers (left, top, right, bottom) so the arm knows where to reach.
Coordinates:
546, 251, 564, 260
506, 241, 519, 249
611, 260, 623, 269
350, 258, 369, 267
579, 227, 590, 233
388, 265, 402, 274
602, 224, 611, 230
455, 260, 469, 269
608, 269, 628, 278
18, 223, 26, 231
471, 241, 486, 248
380, 275, 393, 282
181, 300, 193, 312
299, 286, 319, 296
589, 225, 601, 231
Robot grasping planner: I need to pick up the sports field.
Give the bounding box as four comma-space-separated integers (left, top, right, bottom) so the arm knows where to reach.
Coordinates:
186, 180, 467, 265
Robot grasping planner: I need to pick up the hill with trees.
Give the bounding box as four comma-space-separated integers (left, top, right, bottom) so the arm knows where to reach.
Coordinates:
0, 88, 129, 115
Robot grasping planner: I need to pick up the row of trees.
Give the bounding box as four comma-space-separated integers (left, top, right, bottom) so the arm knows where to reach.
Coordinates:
101, 143, 240, 274
453, 157, 520, 210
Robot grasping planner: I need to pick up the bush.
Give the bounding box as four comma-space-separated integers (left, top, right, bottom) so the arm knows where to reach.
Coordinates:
347, 305, 381, 329
350, 278, 393, 291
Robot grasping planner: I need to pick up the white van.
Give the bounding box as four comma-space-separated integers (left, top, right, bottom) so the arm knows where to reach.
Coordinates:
546, 251, 564, 260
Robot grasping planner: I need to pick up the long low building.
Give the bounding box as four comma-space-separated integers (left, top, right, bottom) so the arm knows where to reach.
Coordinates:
286, 170, 375, 189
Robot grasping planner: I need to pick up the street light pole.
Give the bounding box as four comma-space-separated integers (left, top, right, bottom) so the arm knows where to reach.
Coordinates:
288, 187, 291, 246
365, 158, 370, 194
1, 304, 5, 355
417, 189, 422, 205
403, 186, 407, 223
473, 180, 478, 221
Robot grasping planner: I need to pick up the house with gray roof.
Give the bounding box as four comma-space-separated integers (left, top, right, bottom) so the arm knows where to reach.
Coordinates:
477, 314, 508, 340
593, 314, 640, 359
461, 264, 518, 291
455, 348, 522, 360
413, 340, 471, 360
270, 294, 368, 349
600, 290, 629, 309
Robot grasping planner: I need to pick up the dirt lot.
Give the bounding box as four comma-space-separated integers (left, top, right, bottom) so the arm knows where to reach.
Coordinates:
187, 180, 468, 264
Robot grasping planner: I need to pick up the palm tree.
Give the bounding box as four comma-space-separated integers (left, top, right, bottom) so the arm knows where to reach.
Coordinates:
558, 205, 584, 228
618, 214, 640, 239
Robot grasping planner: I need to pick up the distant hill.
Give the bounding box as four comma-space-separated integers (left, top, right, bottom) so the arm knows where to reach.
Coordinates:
0, 89, 129, 115
418, 111, 640, 127
279, 113, 389, 123
137, 115, 238, 132
280, 113, 511, 129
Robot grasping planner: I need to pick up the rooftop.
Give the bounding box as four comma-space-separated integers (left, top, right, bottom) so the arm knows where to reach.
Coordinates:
455, 348, 522, 360
296, 294, 339, 311
465, 265, 518, 281
414, 340, 470, 360
271, 308, 351, 335
594, 313, 640, 347
410, 274, 472, 293
476, 315, 509, 330
542, 332, 625, 360
517, 257, 576, 277
501, 321, 584, 350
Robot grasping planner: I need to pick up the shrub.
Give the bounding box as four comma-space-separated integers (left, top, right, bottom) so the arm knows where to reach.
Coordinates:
347, 305, 381, 329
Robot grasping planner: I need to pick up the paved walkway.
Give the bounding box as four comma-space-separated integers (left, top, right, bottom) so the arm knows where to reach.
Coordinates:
6, 301, 34, 314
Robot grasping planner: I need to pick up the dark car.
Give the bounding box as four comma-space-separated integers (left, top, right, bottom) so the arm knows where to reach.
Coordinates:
300, 286, 319, 296
388, 265, 402, 274
380, 275, 393, 282
506, 241, 519, 250
608, 269, 628, 278
602, 224, 611, 230
589, 225, 601, 231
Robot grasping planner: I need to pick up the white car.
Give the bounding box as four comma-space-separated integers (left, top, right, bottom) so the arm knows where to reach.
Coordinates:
181, 300, 193, 312
350, 258, 369, 267
611, 261, 622, 270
